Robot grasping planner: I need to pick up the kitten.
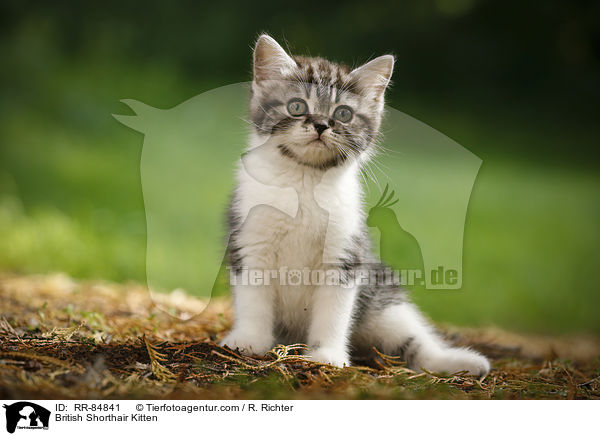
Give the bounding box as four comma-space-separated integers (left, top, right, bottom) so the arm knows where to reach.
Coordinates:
221, 35, 490, 376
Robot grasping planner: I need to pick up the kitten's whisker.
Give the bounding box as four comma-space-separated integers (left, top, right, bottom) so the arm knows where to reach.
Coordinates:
239, 116, 264, 130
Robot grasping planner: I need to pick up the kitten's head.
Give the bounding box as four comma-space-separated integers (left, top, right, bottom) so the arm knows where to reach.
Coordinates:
249, 35, 394, 170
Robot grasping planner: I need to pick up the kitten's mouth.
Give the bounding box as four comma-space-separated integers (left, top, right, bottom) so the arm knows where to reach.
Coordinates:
278, 139, 345, 170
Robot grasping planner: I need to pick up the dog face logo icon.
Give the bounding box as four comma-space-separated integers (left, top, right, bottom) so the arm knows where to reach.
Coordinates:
3, 402, 50, 433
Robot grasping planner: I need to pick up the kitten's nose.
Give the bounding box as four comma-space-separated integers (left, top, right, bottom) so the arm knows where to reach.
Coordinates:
313, 122, 328, 137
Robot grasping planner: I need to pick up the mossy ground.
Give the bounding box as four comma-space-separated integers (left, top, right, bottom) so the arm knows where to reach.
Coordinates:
1, 274, 599, 400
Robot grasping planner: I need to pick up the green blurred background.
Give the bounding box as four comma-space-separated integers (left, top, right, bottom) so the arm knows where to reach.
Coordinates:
1, 1, 599, 334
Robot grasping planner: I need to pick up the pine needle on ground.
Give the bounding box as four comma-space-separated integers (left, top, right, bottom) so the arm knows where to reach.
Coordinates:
1, 273, 599, 400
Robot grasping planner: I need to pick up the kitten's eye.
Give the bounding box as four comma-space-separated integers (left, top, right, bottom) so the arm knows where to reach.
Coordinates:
333, 105, 353, 123
287, 99, 308, 116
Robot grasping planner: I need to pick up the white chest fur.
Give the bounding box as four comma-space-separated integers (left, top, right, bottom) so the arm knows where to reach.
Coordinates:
232, 145, 363, 337
234, 146, 363, 271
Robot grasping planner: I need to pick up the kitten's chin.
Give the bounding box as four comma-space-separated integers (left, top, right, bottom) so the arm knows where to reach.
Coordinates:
281, 140, 347, 169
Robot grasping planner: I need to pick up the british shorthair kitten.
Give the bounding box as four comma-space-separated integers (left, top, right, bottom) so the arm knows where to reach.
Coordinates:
221, 34, 490, 376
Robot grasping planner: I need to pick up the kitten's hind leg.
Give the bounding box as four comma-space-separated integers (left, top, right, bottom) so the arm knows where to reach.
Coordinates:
354, 303, 490, 377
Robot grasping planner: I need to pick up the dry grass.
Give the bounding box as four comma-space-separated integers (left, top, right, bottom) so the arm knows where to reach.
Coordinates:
1, 273, 599, 400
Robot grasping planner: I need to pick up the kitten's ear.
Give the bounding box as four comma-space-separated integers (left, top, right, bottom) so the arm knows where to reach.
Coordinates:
253, 34, 297, 83
349, 55, 395, 101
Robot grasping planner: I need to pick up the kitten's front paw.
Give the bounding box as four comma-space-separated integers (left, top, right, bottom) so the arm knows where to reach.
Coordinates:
306, 347, 350, 368
220, 330, 274, 356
